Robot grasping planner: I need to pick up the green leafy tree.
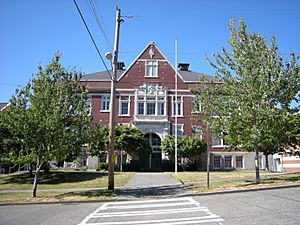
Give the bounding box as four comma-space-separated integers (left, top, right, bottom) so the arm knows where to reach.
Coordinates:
162, 135, 207, 159
1, 53, 90, 197
193, 18, 299, 183
115, 125, 151, 157
88, 125, 109, 159
88, 125, 151, 162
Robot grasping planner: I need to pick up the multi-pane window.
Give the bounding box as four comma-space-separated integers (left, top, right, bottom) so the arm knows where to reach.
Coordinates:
87, 97, 92, 115
101, 95, 110, 111
213, 155, 221, 168
236, 156, 243, 168
119, 96, 129, 115
192, 125, 202, 137
137, 96, 144, 115
192, 97, 201, 113
146, 97, 156, 115
145, 60, 158, 77
212, 132, 226, 147
157, 97, 165, 115
172, 124, 184, 136
136, 95, 166, 116
224, 156, 232, 168
135, 84, 167, 117
172, 96, 183, 116
212, 133, 222, 146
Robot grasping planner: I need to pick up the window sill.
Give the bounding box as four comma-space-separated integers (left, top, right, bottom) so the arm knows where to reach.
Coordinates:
100, 110, 110, 113
192, 111, 202, 114
171, 115, 184, 118
212, 145, 227, 148
145, 76, 159, 78
119, 115, 131, 117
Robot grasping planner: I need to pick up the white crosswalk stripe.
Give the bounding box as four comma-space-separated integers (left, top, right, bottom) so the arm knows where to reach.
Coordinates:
78, 197, 224, 225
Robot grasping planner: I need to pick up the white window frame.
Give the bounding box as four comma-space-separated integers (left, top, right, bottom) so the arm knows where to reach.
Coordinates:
192, 97, 201, 113
135, 95, 167, 116
146, 96, 156, 115
172, 124, 184, 136
224, 156, 232, 169
101, 95, 110, 112
236, 156, 244, 169
192, 125, 203, 138
119, 96, 130, 116
87, 96, 92, 116
145, 60, 158, 77
213, 155, 221, 169
212, 132, 226, 148
172, 96, 183, 117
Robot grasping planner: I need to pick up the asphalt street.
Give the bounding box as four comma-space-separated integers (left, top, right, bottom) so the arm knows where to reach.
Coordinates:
0, 187, 299, 225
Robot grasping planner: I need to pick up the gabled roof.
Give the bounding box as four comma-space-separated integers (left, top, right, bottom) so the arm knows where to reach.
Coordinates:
81, 70, 125, 81
81, 41, 218, 83
0, 102, 9, 111
178, 70, 217, 83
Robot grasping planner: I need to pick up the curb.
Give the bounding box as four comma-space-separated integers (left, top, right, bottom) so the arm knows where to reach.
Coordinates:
1, 184, 299, 206
178, 183, 300, 197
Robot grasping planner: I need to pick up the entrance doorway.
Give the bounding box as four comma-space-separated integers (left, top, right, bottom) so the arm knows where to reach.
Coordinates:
139, 133, 162, 171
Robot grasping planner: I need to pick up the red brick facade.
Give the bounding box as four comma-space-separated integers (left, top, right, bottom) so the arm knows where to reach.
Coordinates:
81, 42, 255, 171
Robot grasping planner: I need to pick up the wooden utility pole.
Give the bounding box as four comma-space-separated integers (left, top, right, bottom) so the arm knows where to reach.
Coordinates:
108, 7, 121, 190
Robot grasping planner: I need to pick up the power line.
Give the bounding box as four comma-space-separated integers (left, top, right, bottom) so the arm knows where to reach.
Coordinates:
86, 0, 112, 49
73, 0, 112, 79
119, 51, 299, 56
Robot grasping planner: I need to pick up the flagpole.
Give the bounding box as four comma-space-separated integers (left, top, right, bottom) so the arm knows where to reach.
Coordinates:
175, 39, 178, 174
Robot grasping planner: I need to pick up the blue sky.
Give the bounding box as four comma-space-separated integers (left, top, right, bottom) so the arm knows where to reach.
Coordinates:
0, 0, 299, 102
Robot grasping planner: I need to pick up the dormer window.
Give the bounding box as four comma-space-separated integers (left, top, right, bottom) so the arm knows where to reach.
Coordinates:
145, 60, 158, 77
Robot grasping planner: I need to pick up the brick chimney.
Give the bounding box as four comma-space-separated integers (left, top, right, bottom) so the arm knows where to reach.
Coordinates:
178, 63, 190, 71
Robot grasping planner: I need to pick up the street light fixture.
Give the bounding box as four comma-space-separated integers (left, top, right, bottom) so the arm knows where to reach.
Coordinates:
105, 52, 113, 62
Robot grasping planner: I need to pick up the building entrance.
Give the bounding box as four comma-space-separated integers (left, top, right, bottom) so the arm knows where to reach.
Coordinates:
140, 133, 162, 171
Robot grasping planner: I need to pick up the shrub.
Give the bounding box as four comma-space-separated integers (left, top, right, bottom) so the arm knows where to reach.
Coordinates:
98, 162, 108, 171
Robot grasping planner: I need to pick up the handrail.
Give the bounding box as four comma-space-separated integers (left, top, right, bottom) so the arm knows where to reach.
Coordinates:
9, 164, 19, 174
19, 164, 29, 171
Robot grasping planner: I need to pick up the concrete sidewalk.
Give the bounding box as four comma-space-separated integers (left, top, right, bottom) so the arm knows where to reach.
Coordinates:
117, 172, 187, 198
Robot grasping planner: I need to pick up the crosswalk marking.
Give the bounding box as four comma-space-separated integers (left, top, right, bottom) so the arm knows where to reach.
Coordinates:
93, 207, 209, 218
78, 197, 224, 225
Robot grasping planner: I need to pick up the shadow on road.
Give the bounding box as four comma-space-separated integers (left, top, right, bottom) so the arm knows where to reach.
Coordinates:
117, 184, 185, 198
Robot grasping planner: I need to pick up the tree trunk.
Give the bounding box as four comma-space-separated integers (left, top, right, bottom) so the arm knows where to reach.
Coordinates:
265, 154, 269, 171
32, 158, 43, 198
29, 163, 33, 177
254, 140, 260, 184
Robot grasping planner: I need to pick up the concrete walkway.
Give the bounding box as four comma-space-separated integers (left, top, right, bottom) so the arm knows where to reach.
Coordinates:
117, 172, 187, 198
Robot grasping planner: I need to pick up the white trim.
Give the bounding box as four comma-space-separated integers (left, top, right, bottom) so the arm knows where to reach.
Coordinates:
0, 102, 10, 111
191, 125, 203, 139
235, 156, 244, 169
171, 96, 183, 117
145, 60, 158, 78
117, 42, 186, 84
170, 89, 192, 92
119, 95, 131, 116
100, 95, 110, 112
81, 79, 112, 82
116, 88, 135, 92
224, 156, 233, 169
283, 164, 300, 168
212, 155, 221, 169
192, 97, 201, 113
172, 124, 184, 136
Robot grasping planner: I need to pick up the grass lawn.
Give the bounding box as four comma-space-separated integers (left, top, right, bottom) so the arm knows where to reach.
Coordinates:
168, 171, 300, 193
0, 170, 134, 203
0, 190, 116, 203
